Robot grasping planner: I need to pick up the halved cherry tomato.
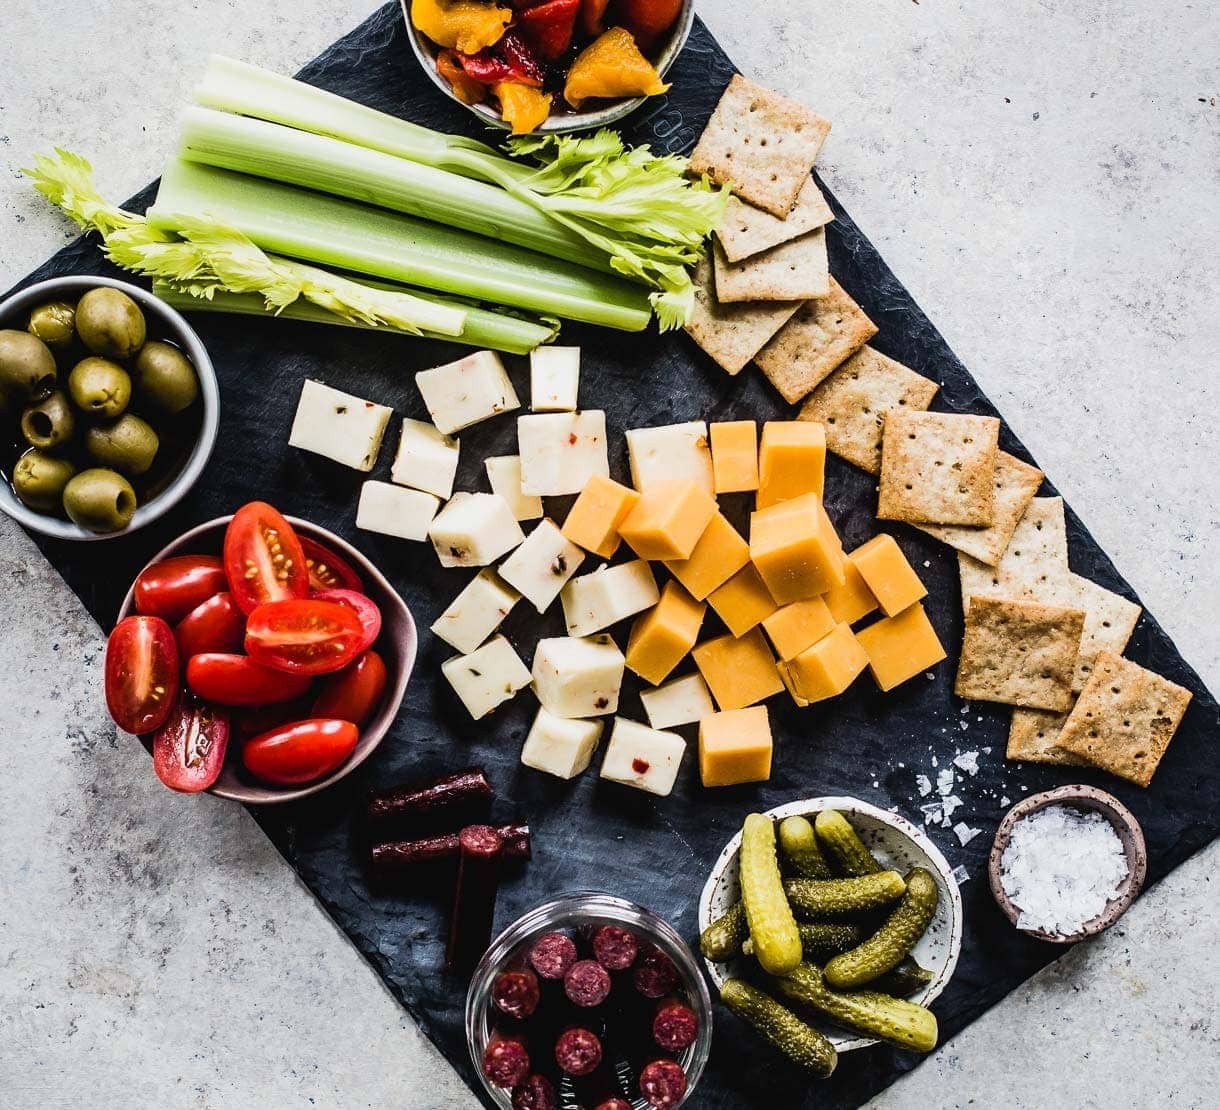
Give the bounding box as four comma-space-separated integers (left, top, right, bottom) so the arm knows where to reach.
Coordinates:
105, 615, 180, 734
516, 0, 579, 61
186, 653, 312, 706
232, 698, 312, 741
300, 535, 364, 594
133, 555, 227, 622
223, 502, 310, 615
152, 694, 230, 793
241, 719, 359, 785
244, 599, 365, 676
175, 591, 245, 660
310, 588, 382, 655
311, 650, 388, 726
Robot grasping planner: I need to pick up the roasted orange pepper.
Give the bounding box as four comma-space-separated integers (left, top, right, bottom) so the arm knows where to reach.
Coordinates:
437, 49, 487, 105
563, 27, 670, 109
495, 81, 554, 134
412, 0, 511, 56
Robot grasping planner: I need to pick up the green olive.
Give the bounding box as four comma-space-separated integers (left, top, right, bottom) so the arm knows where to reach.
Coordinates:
12, 450, 77, 513
85, 413, 160, 476
75, 287, 146, 360
0, 329, 58, 400
68, 357, 131, 419
20, 391, 76, 451
62, 467, 137, 532
27, 301, 77, 349
133, 340, 200, 414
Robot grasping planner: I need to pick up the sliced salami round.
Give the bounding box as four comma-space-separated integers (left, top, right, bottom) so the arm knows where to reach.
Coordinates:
652, 999, 699, 1052
492, 969, 541, 1020
564, 959, 612, 1007
632, 946, 681, 999
593, 1100, 633, 1110
639, 1058, 688, 1108
554, 1026, 603, 1077
511, 1073, 557, 1110
528, 931, 578, 980
482, 1033, 531, 1089
592, 925, 639, 972
458, 823, 504, 857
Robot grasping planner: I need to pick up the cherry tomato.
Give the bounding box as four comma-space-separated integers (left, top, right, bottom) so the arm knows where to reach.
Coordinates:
185, 653, 312, 706
105, 615, 179, 734
311, 650, 388, 726
300, 535, 363, 594
241, 719, 359, 785
223, 502, 310, 615
232, 698, 311, 741
151, 694, 230, 793
311, 588, 382, 655
175, 591, 245, 660
244, 599, 365, 676
616, 0, 682, 47
133, 555, 228, 622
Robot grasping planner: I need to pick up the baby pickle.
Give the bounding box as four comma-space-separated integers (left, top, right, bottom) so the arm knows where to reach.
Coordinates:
721, 979, 837, 1076
743, 921, 864, 961
740, 813, 803, 976
778, 815, 833, 879
870, 955, 935, 998
700, 901, 748, 962
815, 809, 885, 876
783, 871, 906, 918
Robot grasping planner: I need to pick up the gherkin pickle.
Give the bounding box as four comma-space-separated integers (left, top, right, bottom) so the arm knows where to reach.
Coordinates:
721, 979, 837, 1076
778, 815, 833, 879
740, 813, 803, 976
20, 391, 75, 450
814, 809, 886, 877
783, 871, 906, 917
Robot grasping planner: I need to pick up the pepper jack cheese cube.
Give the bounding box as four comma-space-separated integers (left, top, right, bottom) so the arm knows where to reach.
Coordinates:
485, 455, 543, 521
517, 411, 609, 496
854, 602, 946, 691
530, 346, 580, 412
663, 511, 751, 601
710, 420, 759, 494
521, 706, 604, 779
848, 533, 928, 617
532, 634, 625, 718
750, 493, 845, 604
692, 628, 785, 710
707, 564, 778, 637
416, 350, 520, 435
599, 717, 686, 797
562, 475, 640, 559
441, 635, 531, 719
780, 622, 868, 703
429, 492, 525, 567
626, 581, 706, 685
626, 421, 714, 492
431, 568, 519, 654
619, 480, 717, 561
498, 518, 585, 613
561, 560, 660, 637
699, 706, 773, 787
762, 596, 837, 661
823, 556, 880, 625
391, 418, 459, 499
288, 380, 392, 471
756, 421, 826, 508
356, 481, 440, 541
640, 672, 716, 730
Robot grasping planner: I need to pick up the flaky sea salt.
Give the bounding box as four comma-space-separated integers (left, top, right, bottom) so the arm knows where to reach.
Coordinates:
953, 822, 982, 846
999, 805, 1129, 936
936, 768, 955, 796
954, 751, 980, 776
916, 774, 933, 797
951, 864, 971, 885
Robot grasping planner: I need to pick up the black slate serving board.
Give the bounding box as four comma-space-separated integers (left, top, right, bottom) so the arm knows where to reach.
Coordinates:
7, 5, 1218, 1107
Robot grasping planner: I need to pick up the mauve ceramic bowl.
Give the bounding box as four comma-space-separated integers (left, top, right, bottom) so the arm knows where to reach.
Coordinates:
117, 514, 416, 804
988, 784, 1147, 943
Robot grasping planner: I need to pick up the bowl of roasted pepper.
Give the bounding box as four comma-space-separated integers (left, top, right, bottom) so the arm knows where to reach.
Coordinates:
402, 0, 693, 133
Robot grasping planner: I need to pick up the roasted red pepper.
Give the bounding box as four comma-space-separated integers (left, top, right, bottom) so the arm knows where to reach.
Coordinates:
515, 0, 580, 61
459, 32, 546, 87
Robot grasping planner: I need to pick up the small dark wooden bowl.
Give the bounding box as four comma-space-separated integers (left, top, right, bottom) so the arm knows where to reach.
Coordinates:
988, 785, 1147, 943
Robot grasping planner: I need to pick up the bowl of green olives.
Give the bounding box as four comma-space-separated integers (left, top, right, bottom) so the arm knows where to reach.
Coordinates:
0, 275, 218, 539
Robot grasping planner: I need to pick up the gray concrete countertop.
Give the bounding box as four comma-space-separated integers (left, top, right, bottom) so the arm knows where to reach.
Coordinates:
1, 1, 1216, 1107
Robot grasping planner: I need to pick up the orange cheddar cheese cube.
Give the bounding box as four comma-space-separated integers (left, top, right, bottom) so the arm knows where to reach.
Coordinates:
849, 533, 928, 617
749, 493, 846, 604
698, 705, 773, 787
781, 622, 868, 703
692, 628, 784, 710
710, 420, 759, 493
619, 479, 717, 561
823, 557, 880, 625
778, 658, 811, 706
757, 421, 827, 508
562, 474, 639, 559
855, 602, 946, 691
707, 563, 778, 637
664, 511, 751, 601
626, 581, 705, 685
762, 596, 837, 661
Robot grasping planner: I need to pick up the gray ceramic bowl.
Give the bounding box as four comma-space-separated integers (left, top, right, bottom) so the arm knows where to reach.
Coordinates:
117, 515, 417, 804
400, 0, 695, 134
0, 275, 219, 541
988, 785, 1147, 943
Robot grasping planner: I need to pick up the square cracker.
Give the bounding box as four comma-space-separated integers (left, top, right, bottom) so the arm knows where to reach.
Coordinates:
684, 255, 801, 375
1051, 574, 1142, 692
689, 74, 833, 217
713, 230, 829, 303
959, 497, 1068, 609
917, 451, 1044, 565
955, 595, 1084, 712
878, 409, 1001, 526
755, 279, 878, 403
717, 179, 834, 263
1006, 707, 1086, 766
799, 345, 938, 473
1056, 651, 1192, 787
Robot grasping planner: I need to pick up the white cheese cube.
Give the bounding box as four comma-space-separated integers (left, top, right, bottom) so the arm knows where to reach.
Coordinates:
560, 560, 660, 637
532, 634, 625, 718
288, 379, 392, 471
626, 421, 714, 491
530, 346, 580, 411
431, 568, 519, 654
356, 481, 440, 541
517, 411, 609, 496
391, 418, 459, 499
416, 350, 520, 435
498, 519, 585, 614
599, 717, 687, 797
429, 493, 525, 568
639, 673, 716, 730
441, 635, 531, 719
520, 706, 603, 779
485, 455, 543, 521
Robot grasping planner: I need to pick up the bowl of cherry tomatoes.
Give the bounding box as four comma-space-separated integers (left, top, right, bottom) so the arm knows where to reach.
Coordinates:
105, 501, 416, 803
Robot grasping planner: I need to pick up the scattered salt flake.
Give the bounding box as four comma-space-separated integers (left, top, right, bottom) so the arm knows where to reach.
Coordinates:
960, 706, 969, 715
953, 822, 982, 846
954, 751, 980, 776
920, 802, 943, 825
951, 864, 970, 885
1000, 795, 1011, 807
983, 747, 992, 755
915, 774, 933, 797
941, 795, 963, 820
936, 768, 956, 796
959, 720, 969, 731
872, 779, 880, 788
931, 754, 939, 766
940, 811, 952, 828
